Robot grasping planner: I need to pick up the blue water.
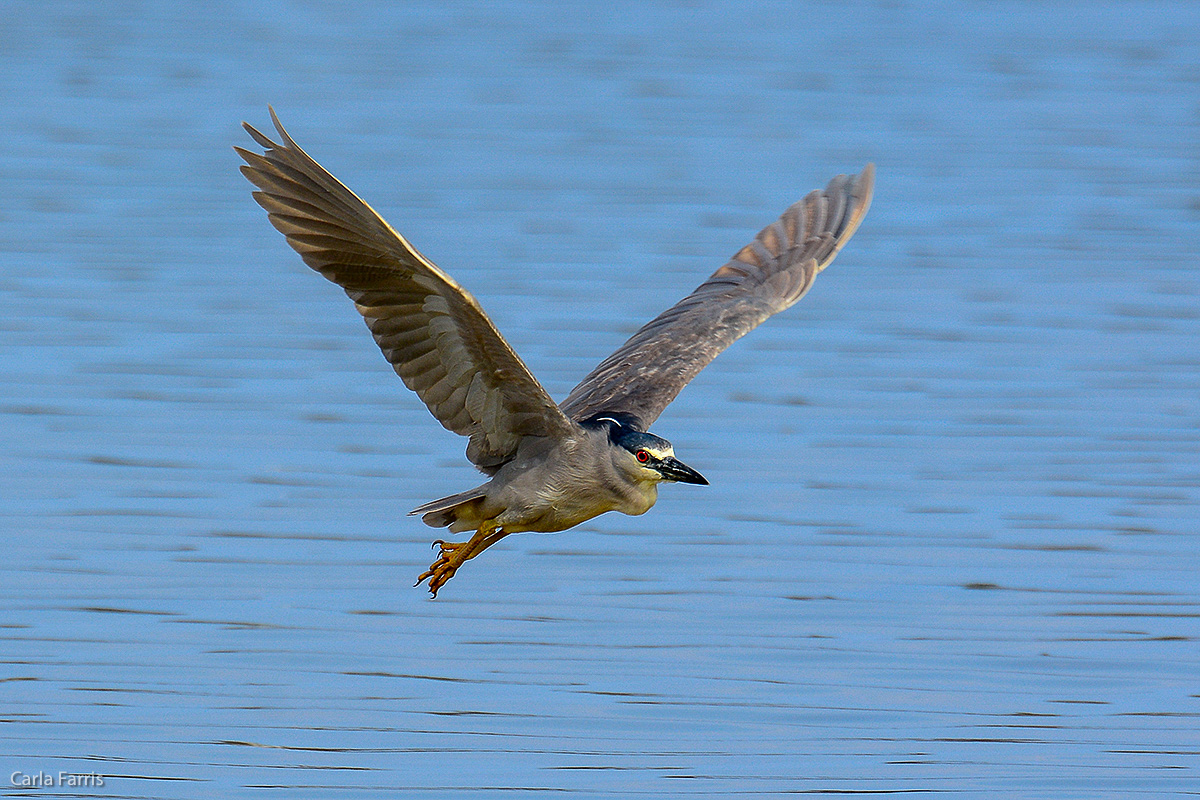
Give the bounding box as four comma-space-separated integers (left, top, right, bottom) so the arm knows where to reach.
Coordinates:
2, 1, 1198, 797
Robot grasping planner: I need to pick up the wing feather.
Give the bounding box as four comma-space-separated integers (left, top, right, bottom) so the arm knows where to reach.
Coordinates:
237, 108, 574, 472
560, 165, 874, 429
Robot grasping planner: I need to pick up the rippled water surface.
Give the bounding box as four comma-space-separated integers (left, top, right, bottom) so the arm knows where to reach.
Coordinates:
2, 1, 1198, 797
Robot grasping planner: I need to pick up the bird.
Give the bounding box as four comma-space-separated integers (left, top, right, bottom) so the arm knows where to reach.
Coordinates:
236, 108, 873, 597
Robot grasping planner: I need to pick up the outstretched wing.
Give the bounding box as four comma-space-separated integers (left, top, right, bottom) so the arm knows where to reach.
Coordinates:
236, 108, 574, 472
560, 165, 874, 430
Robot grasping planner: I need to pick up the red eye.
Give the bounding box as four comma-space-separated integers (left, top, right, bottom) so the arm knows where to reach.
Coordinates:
635, 449, 650, 463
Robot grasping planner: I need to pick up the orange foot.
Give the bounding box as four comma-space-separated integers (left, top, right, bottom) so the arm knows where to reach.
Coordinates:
413, 526, 509, 598
414, 539, 470, 598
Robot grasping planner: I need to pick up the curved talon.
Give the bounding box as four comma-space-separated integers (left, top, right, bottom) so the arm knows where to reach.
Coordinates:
414, 538, 465, 598
413, 527, 507, 599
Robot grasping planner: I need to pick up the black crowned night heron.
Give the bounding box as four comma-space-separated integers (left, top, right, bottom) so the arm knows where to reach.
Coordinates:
237, 109, 874, 597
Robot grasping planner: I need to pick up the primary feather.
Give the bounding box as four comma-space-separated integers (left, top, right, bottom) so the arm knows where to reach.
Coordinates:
236, 108, 575, 473
559, 165, 874, 429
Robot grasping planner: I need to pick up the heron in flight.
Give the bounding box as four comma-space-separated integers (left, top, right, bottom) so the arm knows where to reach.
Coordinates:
237, 109, 873, 596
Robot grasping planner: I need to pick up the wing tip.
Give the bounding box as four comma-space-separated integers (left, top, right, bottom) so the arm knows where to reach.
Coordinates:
855, 163, 876, 209
845, 162, 875, 238
819, 162, 875, 261
237, 105, 296, 154
268, 105, 300, 150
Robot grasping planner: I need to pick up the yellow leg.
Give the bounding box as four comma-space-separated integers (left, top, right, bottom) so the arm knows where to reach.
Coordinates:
415, 522, 508, 598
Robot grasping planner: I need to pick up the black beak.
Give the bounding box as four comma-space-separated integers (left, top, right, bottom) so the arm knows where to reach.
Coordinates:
657, 456, 708, 485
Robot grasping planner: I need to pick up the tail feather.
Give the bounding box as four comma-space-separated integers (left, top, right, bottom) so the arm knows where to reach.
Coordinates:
409, 486, 486, 530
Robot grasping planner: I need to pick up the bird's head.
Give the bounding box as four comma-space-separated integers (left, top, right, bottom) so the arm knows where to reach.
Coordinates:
588, 416, 708, 486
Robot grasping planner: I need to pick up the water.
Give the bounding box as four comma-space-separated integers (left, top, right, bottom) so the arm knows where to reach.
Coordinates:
2, 1, 1198, 797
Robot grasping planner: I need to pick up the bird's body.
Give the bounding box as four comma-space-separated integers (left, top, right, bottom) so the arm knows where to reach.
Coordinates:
417, 422, 662, 536
237, 109, 873, 596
